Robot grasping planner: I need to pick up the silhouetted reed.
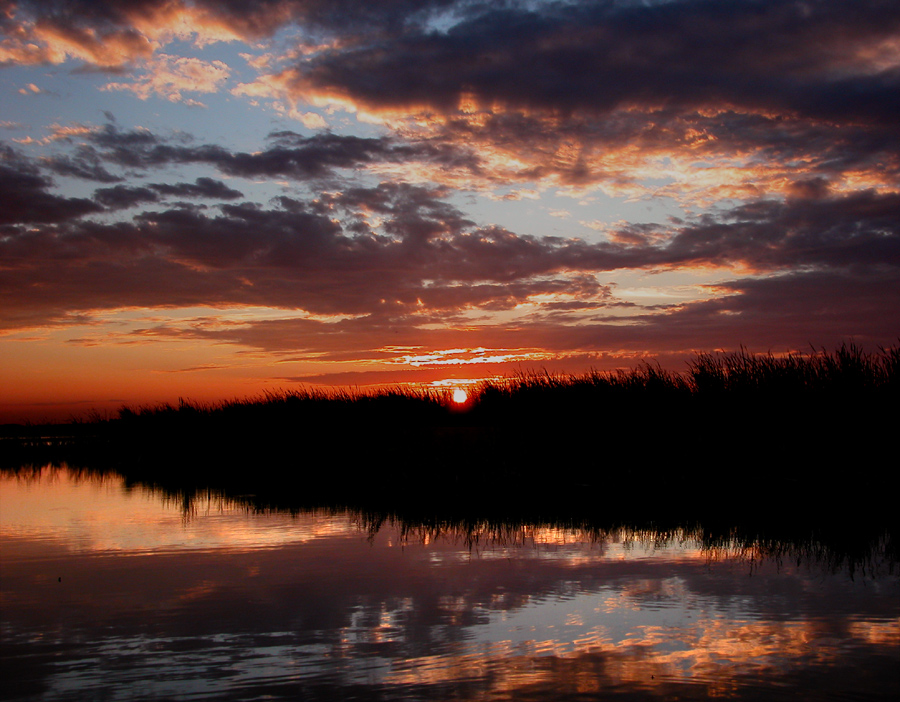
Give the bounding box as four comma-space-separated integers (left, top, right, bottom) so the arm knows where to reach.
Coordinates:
2, 343, 897, 526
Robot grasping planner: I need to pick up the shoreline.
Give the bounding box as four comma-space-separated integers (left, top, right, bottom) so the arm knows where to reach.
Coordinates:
2, 344, 896, 528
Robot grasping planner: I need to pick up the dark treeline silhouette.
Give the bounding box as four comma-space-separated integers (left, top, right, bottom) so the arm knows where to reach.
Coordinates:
2, 343, 898, 527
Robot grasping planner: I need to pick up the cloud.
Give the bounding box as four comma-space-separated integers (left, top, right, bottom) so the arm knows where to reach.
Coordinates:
2, 2, 898, 375
248, 1, 900, 198
102, 54, 231, 105
40, 123, 481, 183
6, 0, 899, 132
0, 173, 611, 330
8, 3, 896, 200
93, 184, 160, 209
636, 189, 900, 271
148, 176, 243, 200
0, 0, 461, 68
111, 266, 899, 373
44, 147, 125, 183
2, 136, 898, 364
410, 106, 900, 199
0, 146, 103, 224
286, 1, 900, 121
17, 82, 45, 94
611, 268, 900, 352
92, 178, 242, 210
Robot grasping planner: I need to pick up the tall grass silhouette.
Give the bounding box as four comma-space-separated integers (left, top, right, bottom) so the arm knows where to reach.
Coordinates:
2, 343, 897, 520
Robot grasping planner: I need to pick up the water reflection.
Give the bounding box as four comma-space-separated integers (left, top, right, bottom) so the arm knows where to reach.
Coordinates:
2, 467, 898, 701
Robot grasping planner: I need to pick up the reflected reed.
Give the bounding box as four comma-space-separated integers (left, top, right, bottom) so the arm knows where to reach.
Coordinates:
2, 343, 897, 545
5, 462, 896, 580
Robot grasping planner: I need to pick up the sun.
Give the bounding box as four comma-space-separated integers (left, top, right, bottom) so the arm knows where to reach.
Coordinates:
451, 388, 468, 404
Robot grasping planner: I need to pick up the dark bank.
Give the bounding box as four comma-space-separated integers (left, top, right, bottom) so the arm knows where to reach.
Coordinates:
2, 343, 898, 529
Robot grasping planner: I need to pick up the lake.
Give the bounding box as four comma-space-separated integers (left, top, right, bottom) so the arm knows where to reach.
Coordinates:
2, 467, 898, 701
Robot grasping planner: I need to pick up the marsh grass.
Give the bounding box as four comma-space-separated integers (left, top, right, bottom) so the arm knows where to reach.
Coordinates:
2, 343, 897, 522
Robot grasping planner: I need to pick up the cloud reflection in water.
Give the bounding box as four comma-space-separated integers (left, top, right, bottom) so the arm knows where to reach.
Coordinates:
1, 468, 897, 701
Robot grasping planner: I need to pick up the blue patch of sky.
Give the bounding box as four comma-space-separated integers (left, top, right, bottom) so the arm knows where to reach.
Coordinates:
0, 38, 303, 149
452, 185, 684, 244
1, 64, 79, 132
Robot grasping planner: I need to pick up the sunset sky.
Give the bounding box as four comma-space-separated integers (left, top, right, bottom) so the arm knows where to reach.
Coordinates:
2, 0, 899, 422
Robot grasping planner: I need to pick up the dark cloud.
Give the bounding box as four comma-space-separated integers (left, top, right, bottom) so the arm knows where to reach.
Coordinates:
9, 0, 462, 39
87, 123, 162, 151
3, 161, 898, 351
29, 1, 891, 187
90, 178, 242, 209
43, 145, 123, 183
0, 147, 103, 224
1, 0, 467, 70
8, 1, 900, 146
289, 1, 900, 124
647, 189, 900, 271
54, 125, 479, 182
93, 184, 159, 209
41, 113, 899, 198
3, 141, 896, 375
0, 178, 609, 329
424, 107, 900, 189
149, 177, 243, 200
231, 0, 898, 193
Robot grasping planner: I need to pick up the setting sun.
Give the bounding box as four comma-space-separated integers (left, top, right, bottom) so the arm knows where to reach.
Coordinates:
0, 0, 896, 427
2, 1, 898, 700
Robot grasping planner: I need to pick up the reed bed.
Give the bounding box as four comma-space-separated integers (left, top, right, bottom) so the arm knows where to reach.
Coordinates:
2, 343, 897, 521
475, 342, 899, 398
71, 341, 897, 428
86, 341, 897, 437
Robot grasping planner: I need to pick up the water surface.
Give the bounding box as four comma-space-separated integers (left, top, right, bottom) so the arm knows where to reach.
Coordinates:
2, 468, 898, 701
